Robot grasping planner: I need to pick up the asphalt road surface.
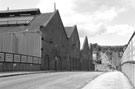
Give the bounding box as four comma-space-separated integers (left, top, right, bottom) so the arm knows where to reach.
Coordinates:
0, 72, 103, 89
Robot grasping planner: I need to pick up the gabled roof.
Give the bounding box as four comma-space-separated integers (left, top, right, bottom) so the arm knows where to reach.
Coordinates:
65, 25, 80, 49
0, 8, 55, 33
65, 26, 75, 38
82, 36, 89, 51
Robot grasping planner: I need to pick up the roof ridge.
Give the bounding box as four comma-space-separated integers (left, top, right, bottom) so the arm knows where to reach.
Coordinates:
42, 11, 55, 27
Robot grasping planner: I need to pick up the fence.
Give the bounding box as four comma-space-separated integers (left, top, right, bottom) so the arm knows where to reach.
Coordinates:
121, 32, 135, 86
0, 52, 41, 72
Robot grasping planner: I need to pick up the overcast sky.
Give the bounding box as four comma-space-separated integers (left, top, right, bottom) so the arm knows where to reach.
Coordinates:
0, 0, 135, 47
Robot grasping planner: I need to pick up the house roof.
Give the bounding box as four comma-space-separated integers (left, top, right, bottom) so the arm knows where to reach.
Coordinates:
82, 36, 89, 51
65, 26, 75, 38
0, 9, 55, 33
26, 12, 53, 31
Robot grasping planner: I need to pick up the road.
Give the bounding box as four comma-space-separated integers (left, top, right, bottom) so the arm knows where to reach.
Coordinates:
0, 72, 103, 89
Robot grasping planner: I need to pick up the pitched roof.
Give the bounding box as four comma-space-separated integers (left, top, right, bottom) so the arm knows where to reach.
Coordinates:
65, 26, 75, 38
82, 36, 89, 51
26, 12, 53, 31
0, 9, 55, 33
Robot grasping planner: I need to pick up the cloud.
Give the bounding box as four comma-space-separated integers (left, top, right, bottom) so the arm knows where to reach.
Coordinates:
37, 0, 135, 45
0, 0, 134, 46
106, 24, 135, 36
72, 7, 124, 37
37, 0, 75, 13
72, 0, 135, 14
0, 0, 40, 10
78, 23, 108, 37
36, 0, 54, 12
73, 0, 124, 14
59, 1, 125, 38
92, 8, 125, 23
124, 0, 135, 9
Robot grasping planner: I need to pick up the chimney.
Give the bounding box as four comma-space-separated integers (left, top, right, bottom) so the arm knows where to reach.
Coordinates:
54, 2, 56, 11
7, 7, 9, 11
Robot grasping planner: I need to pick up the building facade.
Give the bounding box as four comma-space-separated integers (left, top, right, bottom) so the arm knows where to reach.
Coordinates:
0, 8, 96, 72
65, 25, 80, 71
80, 37, 94, 71
91, 43, 125, 71
40, 10, 68, 71
0, 9, 42, 71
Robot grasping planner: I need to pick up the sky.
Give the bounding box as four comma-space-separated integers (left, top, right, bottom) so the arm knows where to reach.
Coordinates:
0, 0, 135, 48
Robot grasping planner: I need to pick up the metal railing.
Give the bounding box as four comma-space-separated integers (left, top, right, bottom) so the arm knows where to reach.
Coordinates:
0, 52, 41, 72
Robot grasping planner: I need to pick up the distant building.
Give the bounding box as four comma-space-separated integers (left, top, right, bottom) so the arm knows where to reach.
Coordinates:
95, 64, 109, 71
80, 37, 94, 71
91, 43, 125, 71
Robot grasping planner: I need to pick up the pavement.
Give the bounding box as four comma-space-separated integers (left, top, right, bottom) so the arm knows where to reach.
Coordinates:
82, 71, 134, 89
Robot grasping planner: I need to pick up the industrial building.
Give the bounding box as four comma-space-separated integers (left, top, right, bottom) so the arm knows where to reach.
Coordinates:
92, 43, 125, 71
65, 25, 80, 70
0, 8, 95, 72
0, 8, 42, 71
80, 37, 94, 71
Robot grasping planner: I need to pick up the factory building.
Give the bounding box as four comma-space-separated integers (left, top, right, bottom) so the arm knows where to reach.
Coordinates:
65, 25, 80, 70
0, 8, 95, 71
